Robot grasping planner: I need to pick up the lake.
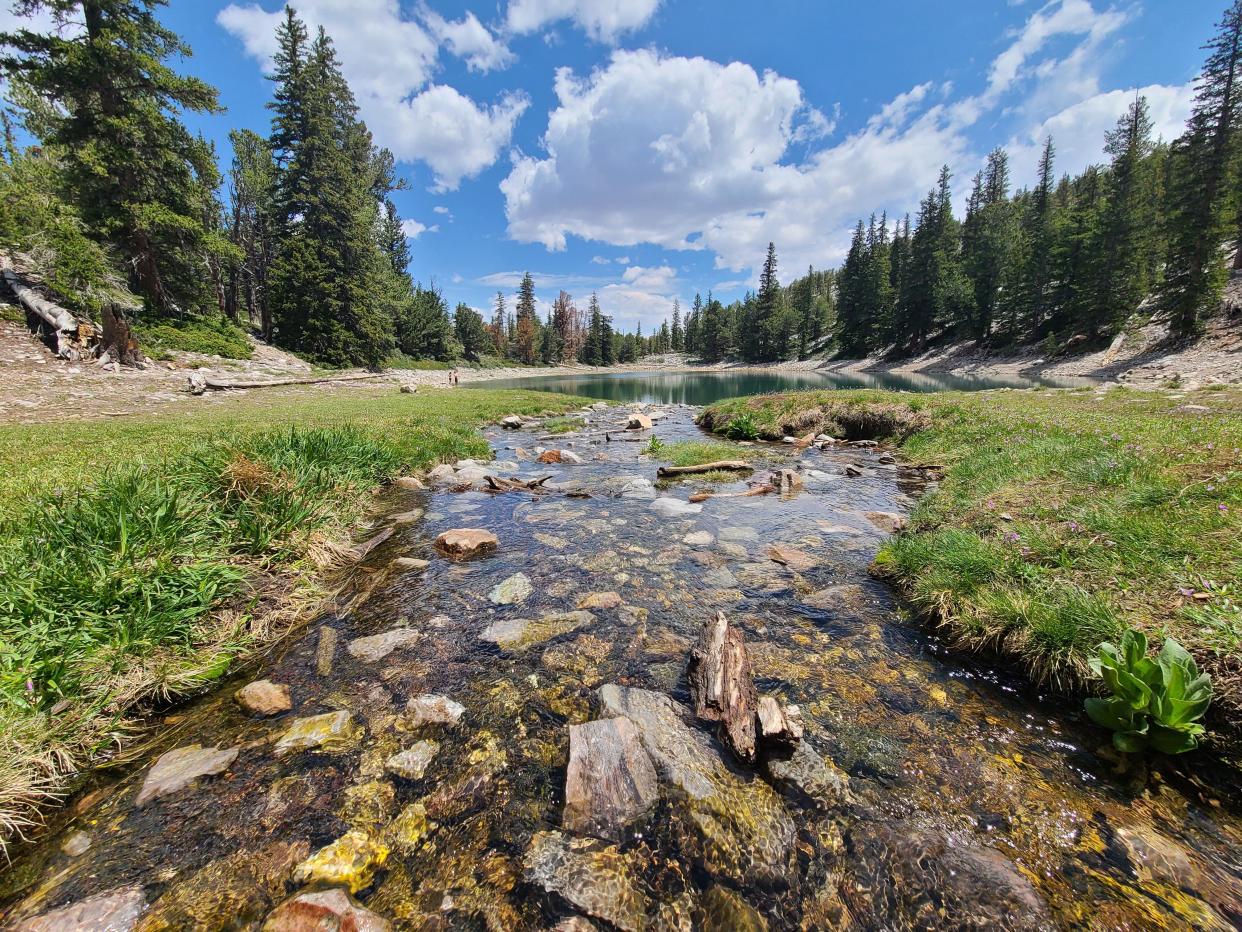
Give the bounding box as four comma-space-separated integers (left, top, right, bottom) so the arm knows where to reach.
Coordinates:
472, 367, 1089, 405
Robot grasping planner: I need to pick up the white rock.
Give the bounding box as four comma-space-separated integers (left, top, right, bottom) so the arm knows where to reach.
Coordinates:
651, 497, 702, 517
406, 693, 465, 728
346, 627, 420, 663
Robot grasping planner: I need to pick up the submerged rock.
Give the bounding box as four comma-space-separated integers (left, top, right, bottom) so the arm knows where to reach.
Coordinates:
563, 717, 659, 841
13, 886, 147, 932
577, 591, 624, 610
274, 711, 360, 757
405, 693, 465, 728
627, 413, 653, 431
385, 740, 439, 780
60, 830, 91, 857
766, 544, 817, 571
698, 885, 768, 931
135, 744, 239, 806
234, 679, 292, 716
391, 556, 429, 571
524, 831, 651, 931
489, 572, 533, 605
262, 889, 391, 932
435, 528, 498, 558
293, 830, 389, 893
864, 511, 907, 533
384, 801, 432, 854
762, 741, 851, 810
650, 497, 702, 517
683, 531, 715, 547
347, 627, 420, 663
598, 685, 796, 887
479, 611, 594, 651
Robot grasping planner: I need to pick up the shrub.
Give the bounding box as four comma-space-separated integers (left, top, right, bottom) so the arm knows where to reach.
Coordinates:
1084, 629, 1212, 754
135, 315, 253, 359
723, 412, 759, 441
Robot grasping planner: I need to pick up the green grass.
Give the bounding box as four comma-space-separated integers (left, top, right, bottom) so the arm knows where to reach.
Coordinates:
657, 439, 760, 468
0, 386, 585, 843
133, 315, 253, 360
701, 387, 1242, 711
541, 416, 586, 434
385, 354, 452, 370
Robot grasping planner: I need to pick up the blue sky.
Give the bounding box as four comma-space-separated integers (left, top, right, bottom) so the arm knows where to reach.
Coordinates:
2, 1, 1221, 330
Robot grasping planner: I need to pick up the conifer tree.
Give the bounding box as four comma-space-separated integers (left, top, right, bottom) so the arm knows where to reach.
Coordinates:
514, 271, 539, 364
1162, 0, 1242, 334
835, 220, 871, 356
226, 128, 276, 337
671, 298, 684, 351
490, 291, 509, 358
1, 0, 227, 313
454, 303, 489, 361
752, 241, 780, 361
962, 149, 1015, 341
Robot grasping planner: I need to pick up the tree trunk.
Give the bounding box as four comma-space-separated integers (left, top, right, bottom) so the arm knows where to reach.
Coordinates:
1, 255, 93, 359
687, 611, 758, 763
100, 302, 144, 367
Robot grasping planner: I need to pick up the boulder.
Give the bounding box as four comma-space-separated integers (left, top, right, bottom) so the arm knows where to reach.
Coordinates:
560, 450, 585, 464
756, 696, 803, 750
801, 584, 867, 612
428, 464, 456, 481
766, 544, 817, 571
626, 413, 653, 431
235, 680, 292, 717
274, 711, 360, 757
598, 685, 795, 887
405, 693, 465, 728
391, 556, 429, 572
346, 627, 420, 663
435, 528, 498, 558
563, 717, 659, 841
772, 469, 804, 495
489, 572, 533, 605
864, 511, 907, 533
843, 465, 863, 478
538, 449, 563, 463
393, 476, 425, 490
687, 612, 758, 763
262, 889, 391, 932
292, 830, 389, 893
479, 611, 594, 651
501, 415, 524, 428
524, 831, 651, 932
682, 531, 715, 547
385, 740, 439, 780
135, 744, 239, 806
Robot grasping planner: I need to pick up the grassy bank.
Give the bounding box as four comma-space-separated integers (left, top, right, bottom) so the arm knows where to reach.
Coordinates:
0, 387, 585, 844
701, 387, 1242, 729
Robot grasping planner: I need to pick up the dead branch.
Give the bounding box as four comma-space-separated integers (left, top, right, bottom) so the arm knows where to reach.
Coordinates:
657, 460, 752, 477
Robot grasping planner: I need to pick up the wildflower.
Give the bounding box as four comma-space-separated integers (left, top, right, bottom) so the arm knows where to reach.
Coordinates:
26, 678, 34, 693
1005, 532, 1020, 543
1221, 503, 1230, 514
1178, 587, 1195, 597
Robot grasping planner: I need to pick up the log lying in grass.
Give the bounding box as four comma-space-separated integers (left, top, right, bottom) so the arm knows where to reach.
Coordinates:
656, 460, 753, 477
190, 372, 386, 394
0, 255, 93, 360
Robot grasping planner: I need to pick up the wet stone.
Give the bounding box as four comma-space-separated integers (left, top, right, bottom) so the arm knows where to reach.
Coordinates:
347, 627, 421, 663
262, 888, 391, 932
762, 741, 851, 810
683, 531, 714, 547
235, 679, 292, 716
651, 497, 702, 517
135, 743, 239, 806
61, 830, 91, 857
577, 591, 624, 610
384, 801, 432, 854
293, 830, 389, 894
406, 693, 465, 728
391, 556, 429, 571
563, 717, 659, 841
435, 528, 498, 558
524, 831, 651, 932
699, 885, 768, 931
385, 740, 439, 780
489, 572, 533, 605
720, 526, 758, 542
801, 584, 867, 612
479, 611, 594, 651
274, 711, 360, 757
12, 885, 147, 932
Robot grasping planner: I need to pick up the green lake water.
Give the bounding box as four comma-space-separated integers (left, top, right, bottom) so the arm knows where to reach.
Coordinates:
472, 367, 1093, 405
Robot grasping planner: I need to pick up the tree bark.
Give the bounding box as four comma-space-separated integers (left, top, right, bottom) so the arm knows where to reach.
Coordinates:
687, 611, 758, 763
0, 255, 92, 359
100, 302, 144, 366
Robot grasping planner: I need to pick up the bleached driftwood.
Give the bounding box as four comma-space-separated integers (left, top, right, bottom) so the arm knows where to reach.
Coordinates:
656, 460, 752, 477
192, 372, 386, 393
0, 255, 92, 360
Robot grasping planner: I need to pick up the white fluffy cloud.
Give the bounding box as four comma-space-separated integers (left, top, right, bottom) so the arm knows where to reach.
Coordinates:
621, 264, 676, 290
502, 0, 1194, 273
401, 219, 438, 238
506, 0, 660, 43
218, 0, 522, 189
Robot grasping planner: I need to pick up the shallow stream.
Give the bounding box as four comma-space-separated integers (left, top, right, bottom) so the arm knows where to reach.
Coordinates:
3, 407, 1241, 930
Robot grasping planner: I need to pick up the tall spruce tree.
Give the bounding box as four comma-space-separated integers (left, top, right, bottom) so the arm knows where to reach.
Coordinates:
753, 241, 780, 361
226, 128, 276, 337
835, 220, 871, 355
962, 149, 1015, 341
514, 271, 539, 364
454, 303, 489, 361
671, 298, 684, 351
1, 0, 227, 313
1162, 1, 1242, 334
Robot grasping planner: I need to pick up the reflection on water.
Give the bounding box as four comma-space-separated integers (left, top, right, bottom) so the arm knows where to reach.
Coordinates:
472, 367, 1094, 405
3, 408, 1239, 931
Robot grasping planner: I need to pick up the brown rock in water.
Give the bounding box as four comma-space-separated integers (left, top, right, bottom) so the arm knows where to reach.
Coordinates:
563, 717, 659, 841
865, 511, 907, 533
626, 413, 653, 431
135, 744, 239, 806
393, 475, 425, 490
767, 544, 817, 571
538, 449, 563, 463
756, 696, 803, 750
235, 679, 292, 717
263, 888, 391, 931
315, 626, 338, 677
577, 591, 624, 610
435, 528, 498, 558
772, 468, 804, 495
12, 886, 147, 932
687, 612, 758, 763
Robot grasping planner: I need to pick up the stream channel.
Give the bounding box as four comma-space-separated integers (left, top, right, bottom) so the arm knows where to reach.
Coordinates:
3, 405, 1241, 930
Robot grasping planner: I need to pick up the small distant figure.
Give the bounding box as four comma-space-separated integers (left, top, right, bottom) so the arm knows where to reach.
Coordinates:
452, 369, 460, 386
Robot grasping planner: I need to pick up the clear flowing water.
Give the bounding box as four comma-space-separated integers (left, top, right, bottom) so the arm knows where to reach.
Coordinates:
473, 368, 1094, 406
3, 408, 1240, 931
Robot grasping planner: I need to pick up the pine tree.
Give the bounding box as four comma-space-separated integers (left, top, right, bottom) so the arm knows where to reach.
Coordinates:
379, 201, 411, 280
540, 310, 562, 363
1012, 138, 1059, 337
514, 271, 539, 364
753, 242, 780, 361
1162, 1, 1242, 334
454, 303, 489, 361
1, 0, 227, 313
265, 17, 395, 366
962, 148, 1016, 341
490, 291, 509, 358
226, 128, 276, 338
671, 298, 684, 351
685, 292, 703, 357
396, 284, 457, 361
835, 220, 871, 356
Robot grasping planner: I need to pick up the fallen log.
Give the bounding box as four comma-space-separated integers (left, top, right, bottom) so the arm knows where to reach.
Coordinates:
196, 372, 385, 392
688, 485, 773, 504
687, 611, 758, 763
484, 474, 552, 493
1, 255, 92, 360
656, 460, 752, 477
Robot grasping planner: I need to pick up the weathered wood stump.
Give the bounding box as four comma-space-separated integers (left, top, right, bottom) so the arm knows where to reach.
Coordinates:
687, 611, 758, 763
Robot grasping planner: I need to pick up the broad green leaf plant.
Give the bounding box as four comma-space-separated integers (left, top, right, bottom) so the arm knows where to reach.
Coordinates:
1085, 629, 1212, 754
